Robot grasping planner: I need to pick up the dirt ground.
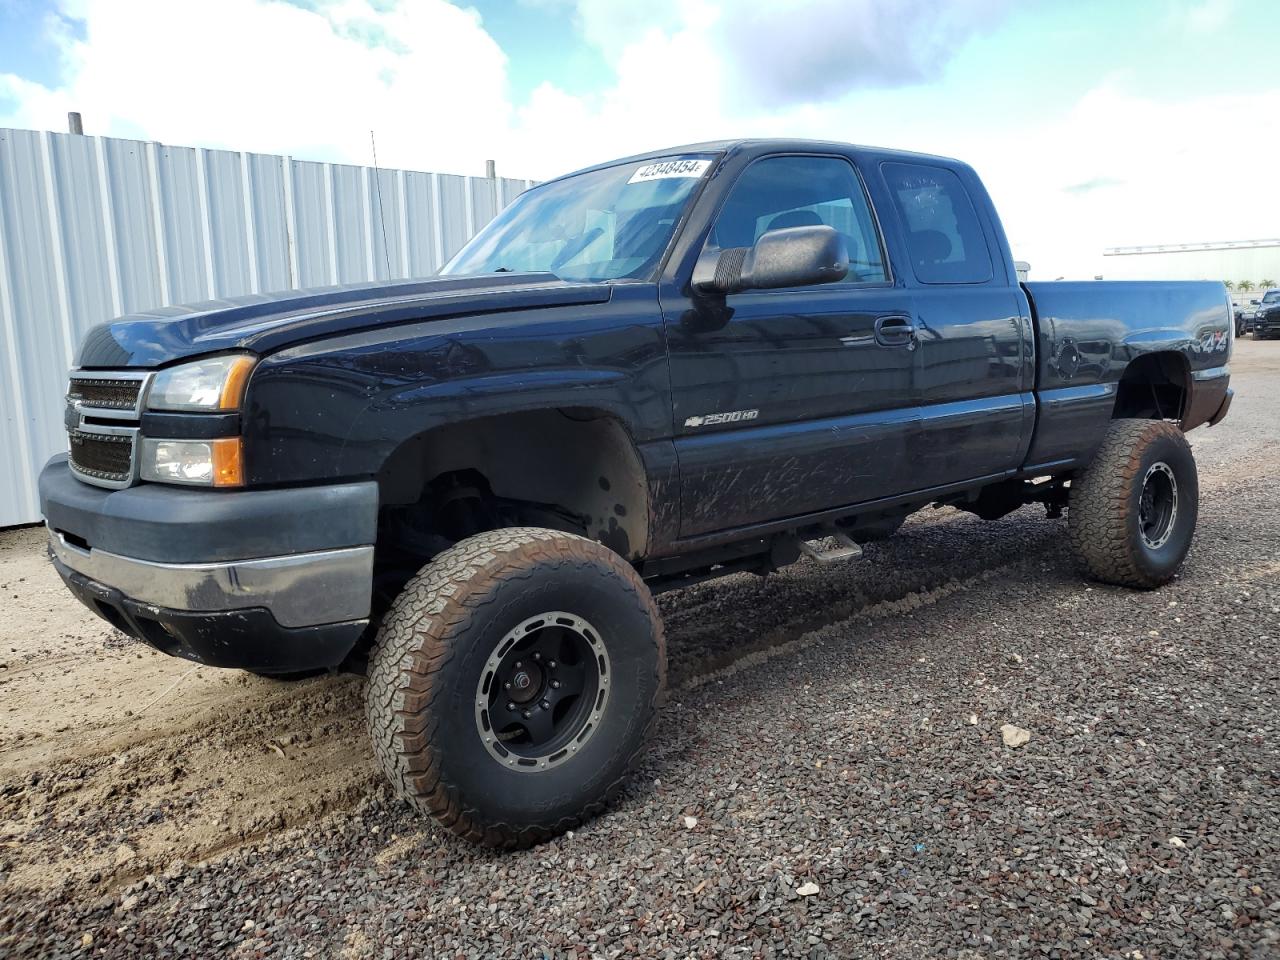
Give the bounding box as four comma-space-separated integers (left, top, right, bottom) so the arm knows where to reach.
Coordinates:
1, 339, 1277, 958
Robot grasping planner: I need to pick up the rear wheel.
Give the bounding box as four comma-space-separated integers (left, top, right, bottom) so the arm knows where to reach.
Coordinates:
1067, 419, 1198, 589
365, 527, 665, 847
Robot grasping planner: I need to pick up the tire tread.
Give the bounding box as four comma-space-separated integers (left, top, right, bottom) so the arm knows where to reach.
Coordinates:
364, 527, 665, 848
1067, 418, 1194, 589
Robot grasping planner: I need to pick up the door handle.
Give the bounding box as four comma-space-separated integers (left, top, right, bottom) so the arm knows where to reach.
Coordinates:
874, 315, 916, 347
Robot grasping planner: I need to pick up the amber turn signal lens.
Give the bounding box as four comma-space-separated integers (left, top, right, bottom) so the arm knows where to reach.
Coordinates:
218, 356, 256, 411
210, 437, 244, 487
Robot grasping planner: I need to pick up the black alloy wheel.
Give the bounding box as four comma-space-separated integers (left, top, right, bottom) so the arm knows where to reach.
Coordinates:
476, 611, 609, 771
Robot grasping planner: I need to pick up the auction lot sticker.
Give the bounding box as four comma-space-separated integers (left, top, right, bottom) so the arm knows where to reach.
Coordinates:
628, 158, 712, 184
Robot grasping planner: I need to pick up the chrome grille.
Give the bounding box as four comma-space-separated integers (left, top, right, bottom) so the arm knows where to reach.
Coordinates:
66, 377, 142, 410
65, 371, 152, 489
69, 430, 135, 483
67, 370, 150, 420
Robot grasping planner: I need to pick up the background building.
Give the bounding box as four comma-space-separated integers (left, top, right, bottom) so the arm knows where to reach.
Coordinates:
1101, 239, 1280, 290
0, 126, 531, 527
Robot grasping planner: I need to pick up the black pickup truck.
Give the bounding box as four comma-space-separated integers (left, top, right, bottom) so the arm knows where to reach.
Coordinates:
40, 140, 1233, 846
1253, 289, 1280, 338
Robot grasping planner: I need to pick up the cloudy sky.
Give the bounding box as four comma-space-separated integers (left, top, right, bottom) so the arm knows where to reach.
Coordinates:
1, 0, 1277, 279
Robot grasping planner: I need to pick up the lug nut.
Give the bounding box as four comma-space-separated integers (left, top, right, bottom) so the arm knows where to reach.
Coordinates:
532, 652, 542, 661
503, 681, 512, 690
547, 660, 557, 669
522, 709, 532, 719
506, 702, 516, 711
540, 699, 550, 710
514, 660, 523, 669
550, 679, 561, 689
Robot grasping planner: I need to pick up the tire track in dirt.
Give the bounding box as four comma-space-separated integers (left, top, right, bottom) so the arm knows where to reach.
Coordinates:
0, 672, 376, 895
0, 508, 1063, 897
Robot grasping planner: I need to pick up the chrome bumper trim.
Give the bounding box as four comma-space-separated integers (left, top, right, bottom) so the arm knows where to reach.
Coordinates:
1191, 365, 1229, 381
49, 530, 373, 628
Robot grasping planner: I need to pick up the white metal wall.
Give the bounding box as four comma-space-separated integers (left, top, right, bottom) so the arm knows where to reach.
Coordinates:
1101, 240, 1280, 283
0, 127, 532, 527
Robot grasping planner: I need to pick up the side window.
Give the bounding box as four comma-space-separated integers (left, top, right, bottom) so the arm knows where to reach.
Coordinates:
882, 162, 993, 284
709, 155, 887, 283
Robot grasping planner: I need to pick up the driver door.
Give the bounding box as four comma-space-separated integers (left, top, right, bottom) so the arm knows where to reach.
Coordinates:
661, 153, 919, 538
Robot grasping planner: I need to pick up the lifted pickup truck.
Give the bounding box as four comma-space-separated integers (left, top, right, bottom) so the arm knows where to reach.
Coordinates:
1253, 289, 1280, 338
41, 140, 1233, 846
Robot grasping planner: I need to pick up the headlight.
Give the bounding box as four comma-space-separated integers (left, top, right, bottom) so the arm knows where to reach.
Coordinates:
148, 355, 255, 412
140, 438, 244, 487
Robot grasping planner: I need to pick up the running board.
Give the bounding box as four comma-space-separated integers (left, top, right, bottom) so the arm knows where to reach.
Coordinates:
798, 532, 864, 564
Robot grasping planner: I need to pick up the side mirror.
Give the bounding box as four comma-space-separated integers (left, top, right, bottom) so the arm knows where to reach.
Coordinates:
694, 225, 849, 295
1251, 299, 1261, 304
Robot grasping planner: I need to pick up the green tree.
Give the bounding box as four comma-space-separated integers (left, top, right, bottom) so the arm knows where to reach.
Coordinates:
1239, 280, 1255, 292
1224, 280, 1237, 291
1260, 278, 1276, 290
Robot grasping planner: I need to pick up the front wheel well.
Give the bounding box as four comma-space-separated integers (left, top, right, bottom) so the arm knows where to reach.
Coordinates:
373, 408, 651, 575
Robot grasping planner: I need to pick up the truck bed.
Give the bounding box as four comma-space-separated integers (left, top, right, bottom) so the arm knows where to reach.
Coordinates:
1021, 280, 1232, 471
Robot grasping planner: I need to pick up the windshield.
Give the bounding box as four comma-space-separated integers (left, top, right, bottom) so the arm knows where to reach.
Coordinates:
441, 155, 716, 283
1263, 291, 1280, 303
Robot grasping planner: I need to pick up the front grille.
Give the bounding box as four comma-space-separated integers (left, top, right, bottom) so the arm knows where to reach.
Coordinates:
69, 430, 135, 483
67, 377, 142, 410
65, 371, 151, 489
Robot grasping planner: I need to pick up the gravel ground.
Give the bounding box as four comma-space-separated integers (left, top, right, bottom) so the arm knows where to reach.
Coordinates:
1, 341, 1277, 959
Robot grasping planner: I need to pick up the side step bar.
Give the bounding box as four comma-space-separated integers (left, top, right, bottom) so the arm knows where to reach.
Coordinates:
798, 532, 863, 563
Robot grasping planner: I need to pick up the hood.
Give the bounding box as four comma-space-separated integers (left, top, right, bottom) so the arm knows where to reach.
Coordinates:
76, 273, 613, 368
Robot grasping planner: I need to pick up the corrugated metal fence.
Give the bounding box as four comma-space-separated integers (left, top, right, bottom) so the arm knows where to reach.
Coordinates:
0, 127, 532, 526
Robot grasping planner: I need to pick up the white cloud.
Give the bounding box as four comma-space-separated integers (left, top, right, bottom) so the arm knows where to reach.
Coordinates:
1168, 0, 1236, 33
2, 0, 1277, 279
713, 0, 1013, 109
0, 0, 514, 176
968, 85, 1280, 278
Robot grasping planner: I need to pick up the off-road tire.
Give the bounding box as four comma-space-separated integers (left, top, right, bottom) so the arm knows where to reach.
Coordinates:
1068, 418, 1198, 589
365, 527, 665, 848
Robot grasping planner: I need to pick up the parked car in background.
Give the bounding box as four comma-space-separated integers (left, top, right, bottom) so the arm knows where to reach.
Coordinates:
1234, 299, 1255, 336
1254, 290, 1280, 339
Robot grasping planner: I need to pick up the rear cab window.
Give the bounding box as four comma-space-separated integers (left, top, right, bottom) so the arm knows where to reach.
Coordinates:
881, 162, 993, 284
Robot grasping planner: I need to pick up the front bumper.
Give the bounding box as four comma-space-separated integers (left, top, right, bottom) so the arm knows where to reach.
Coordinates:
39, 456, 378, 672
52, 560, 370, 672
48, 530, 372, 628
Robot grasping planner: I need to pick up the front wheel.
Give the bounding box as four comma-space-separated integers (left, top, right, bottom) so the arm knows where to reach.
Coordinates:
1067, 419, 1198, 589
365, 527, 665, 848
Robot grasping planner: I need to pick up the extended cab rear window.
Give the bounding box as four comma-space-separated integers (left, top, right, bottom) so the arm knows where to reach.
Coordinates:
882, 162, 993, 284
